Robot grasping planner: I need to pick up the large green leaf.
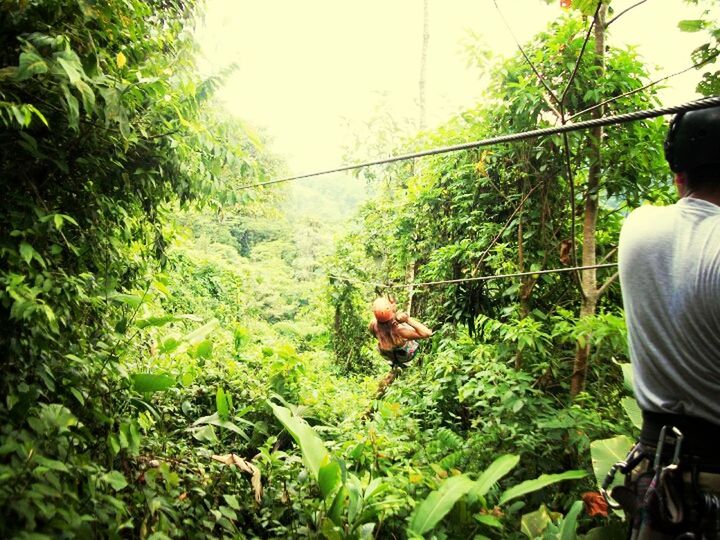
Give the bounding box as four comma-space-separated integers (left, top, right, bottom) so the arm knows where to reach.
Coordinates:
216, 387, 229, 419
193, 412, 249, 440
183, 319, 219, 345
678, 19, 707, 33
590, 435, 634, 489
521, 505, 557, 538
19, 241, 34, 264
101, 470, 129, 491
131, 373, 175, 393
17, 51, 48, 80
319, 459, 343, 499
499, 470, 587, 505
56, 50, 84, 85
328, 484, 349, 525
559, 500, 584, 540
134, 314, 201, 329
471, 454, 519, 497
110, 292, 143, 308
620, 363, 634, 393
408, 474, 476, 536
621, 397, 642, 429
270, 402, 329, 481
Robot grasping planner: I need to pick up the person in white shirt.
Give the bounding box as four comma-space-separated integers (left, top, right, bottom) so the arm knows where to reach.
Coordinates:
617, 105, 720, 539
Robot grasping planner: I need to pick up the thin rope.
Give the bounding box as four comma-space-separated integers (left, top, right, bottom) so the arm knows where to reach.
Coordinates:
239, 96, 720, 190
327, 274, 388, 288
329, 262, 618, 290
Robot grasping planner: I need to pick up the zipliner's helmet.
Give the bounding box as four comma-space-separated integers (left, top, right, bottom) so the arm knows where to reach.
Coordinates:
372, 297, 395, 323
664, 104, 720, 174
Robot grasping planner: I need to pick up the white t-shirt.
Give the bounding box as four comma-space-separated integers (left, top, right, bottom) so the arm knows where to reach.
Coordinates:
618, 197, 720, 423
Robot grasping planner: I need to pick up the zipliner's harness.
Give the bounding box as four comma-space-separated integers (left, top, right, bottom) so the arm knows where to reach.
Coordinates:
602, 411, 720, 539
378, 340, 419, 368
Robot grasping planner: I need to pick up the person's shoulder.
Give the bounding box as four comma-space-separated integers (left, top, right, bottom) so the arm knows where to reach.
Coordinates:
622, 203, 674, 233
625, 203, 669, 221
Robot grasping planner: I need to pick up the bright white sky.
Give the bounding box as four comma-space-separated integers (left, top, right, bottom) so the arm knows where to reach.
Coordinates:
196, 0, 712, 176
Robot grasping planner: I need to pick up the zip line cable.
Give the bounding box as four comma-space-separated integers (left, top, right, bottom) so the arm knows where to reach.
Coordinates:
239, 96, 720, 190
328, 262, 618, 290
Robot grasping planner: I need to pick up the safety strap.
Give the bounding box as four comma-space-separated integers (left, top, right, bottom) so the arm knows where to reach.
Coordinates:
603, 426, 720, 538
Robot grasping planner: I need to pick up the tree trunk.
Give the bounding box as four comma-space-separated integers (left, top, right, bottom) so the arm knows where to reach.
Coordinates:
407, 259, 419, 315
570, 4, 606, 399
418, 0, 429, 131
409, 6, 429, 313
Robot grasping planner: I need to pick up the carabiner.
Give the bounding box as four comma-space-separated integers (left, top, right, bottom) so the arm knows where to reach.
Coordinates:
653, 425, 684, 470
600, 442, 643, 510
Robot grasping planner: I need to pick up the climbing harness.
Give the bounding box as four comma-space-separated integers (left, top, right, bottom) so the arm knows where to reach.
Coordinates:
378, 339, 419, 368
601, 421, 720, 539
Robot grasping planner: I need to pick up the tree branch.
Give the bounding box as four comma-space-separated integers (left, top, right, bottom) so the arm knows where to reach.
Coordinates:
597, 271, 619, 297
493, 0, 562, 116
559, 1, 602, 106
567, 48, 720, 121
605, 0, 647, 28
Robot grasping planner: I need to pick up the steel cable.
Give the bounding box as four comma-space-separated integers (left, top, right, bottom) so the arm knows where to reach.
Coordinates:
240, 96, 720, 189
328, 262, 618, 290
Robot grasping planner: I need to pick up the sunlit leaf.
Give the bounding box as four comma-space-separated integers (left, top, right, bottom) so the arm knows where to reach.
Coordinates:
472, 454, 519, 498
216, 387, 229, 419
590, 435, 634, 489
408, 474, 476, 535
192, 424, 218, 444
182, 319, 219, 345
558, 500, 583, 540
110, 292, 143, 308
131, 373, 175, 393
102, 470, 129, 491
621, 396, 642, 429
499, 470, 586, 505
678, 19, 706, 33
521, 505, 554, 538
17, 51, 48, 80
620, 363, 634, 393
19, 241, 33, 264
318, 458, 342, 499
270, 402, 329, 481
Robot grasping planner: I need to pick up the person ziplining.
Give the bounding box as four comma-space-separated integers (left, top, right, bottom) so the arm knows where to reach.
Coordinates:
369, 296, 432, 366
367, 296, 432, 401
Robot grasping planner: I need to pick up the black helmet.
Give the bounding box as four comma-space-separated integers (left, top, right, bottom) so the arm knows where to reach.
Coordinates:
664, 105, 720, 173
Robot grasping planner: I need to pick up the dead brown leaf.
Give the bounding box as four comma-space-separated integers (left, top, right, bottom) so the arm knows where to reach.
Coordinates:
582, 491, 609, 517
212, 453, 263, 504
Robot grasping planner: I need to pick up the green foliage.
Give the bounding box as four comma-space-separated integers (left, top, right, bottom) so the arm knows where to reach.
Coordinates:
0, 0, 271, 536
521, 499, 584, 540
680, 0, 720, 95
589, 435, 635, 490
498, 470, 587, 506
408, 474, 477, 535
2, 3, 695, 538
271, 402, 331, 482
